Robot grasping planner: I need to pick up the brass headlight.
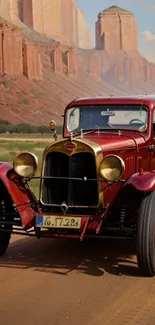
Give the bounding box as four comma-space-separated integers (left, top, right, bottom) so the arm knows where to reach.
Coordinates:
13, 152, 38, 178
99, 155, 125, 181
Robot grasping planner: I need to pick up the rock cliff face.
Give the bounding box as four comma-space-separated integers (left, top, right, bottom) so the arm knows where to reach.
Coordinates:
96, 6, 138, 51
0, 4, 154, 126
78, 9, 93, 49
0, 22, 42, 80
0, 0, 19, 22
17, 0, 92, 49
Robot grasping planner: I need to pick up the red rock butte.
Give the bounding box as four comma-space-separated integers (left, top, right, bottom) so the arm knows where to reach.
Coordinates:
96, 6, 138, 51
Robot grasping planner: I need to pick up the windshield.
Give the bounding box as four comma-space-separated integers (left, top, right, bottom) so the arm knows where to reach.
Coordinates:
66, 105, 148, 133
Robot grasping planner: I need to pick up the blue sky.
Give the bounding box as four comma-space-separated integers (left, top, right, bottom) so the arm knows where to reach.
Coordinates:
77, 0, 155, 62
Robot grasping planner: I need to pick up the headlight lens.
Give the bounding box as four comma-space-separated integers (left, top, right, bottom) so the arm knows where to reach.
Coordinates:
13, 152, 38, 177
99, 155, 125, 181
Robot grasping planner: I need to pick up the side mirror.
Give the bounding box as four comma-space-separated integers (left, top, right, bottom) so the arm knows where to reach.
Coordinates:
49, 120, 57, 140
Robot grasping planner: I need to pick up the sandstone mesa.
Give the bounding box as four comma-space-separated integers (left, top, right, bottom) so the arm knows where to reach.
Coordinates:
0, 2, 154, 126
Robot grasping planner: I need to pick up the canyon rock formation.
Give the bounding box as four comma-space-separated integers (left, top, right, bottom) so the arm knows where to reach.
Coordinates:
0, 3, 154, 126
96, 6, 138, 51
78, 9, 93, 49
17, 0, 92, 49
0, 22, 42, 80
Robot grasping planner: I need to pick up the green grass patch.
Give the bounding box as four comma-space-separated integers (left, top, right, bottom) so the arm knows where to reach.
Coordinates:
0, 140, 50, 151
0, 133, 55, 139
22, 99, 29, 105
0, 138, 51, 198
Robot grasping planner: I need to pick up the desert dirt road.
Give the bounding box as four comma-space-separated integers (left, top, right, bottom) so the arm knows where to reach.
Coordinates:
0, 236, 155, 325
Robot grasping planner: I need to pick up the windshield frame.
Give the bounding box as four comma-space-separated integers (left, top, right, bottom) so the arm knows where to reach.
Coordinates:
64, 104, 149, 136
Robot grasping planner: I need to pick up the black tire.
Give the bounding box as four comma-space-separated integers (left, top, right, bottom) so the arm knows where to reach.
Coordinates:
137, 190, 155, 277
0, 227, 11, 256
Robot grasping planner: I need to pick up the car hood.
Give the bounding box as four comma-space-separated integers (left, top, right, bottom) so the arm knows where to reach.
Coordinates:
82, 132, 147, 151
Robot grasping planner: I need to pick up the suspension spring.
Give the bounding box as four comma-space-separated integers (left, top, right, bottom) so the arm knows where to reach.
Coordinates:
120, 204, 127, 228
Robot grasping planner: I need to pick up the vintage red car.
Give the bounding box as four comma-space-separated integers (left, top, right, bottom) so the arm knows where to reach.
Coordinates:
1, 94, 155, 276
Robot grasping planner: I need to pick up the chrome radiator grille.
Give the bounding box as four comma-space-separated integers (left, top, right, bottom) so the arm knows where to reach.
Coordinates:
41, 152, 98, 207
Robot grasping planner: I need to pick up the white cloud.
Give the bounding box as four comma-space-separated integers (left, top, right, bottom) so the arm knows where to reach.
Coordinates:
143, 30, 155, 41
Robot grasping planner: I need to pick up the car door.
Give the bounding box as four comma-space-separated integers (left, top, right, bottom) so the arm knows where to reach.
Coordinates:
150, 108, 155, 171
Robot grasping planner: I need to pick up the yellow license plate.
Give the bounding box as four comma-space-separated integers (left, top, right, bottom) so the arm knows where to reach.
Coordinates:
36, 215, 81, 229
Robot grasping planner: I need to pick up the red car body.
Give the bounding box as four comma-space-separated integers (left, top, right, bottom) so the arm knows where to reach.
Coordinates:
1, 94, 155, 276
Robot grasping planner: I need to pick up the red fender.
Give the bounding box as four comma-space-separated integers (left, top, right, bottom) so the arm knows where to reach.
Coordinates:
0, 162, 41, 228
123, 171, 155, 192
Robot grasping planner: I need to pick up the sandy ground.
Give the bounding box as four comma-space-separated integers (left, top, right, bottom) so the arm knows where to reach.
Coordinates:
0, 235, 155, 325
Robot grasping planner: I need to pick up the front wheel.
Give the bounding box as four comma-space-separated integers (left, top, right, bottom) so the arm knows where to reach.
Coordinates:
137, 190, 155, 277
0, 227, 11, 256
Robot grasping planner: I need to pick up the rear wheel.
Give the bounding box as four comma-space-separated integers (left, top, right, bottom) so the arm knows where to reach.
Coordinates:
0, 185, 13, 256
137, 190, 155, 277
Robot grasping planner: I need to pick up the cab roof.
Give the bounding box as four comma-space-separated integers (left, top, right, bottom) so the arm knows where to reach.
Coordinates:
68, 94, 155, 108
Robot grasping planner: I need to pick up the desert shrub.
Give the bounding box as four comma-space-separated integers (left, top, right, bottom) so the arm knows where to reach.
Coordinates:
36, 125, 51, 134
0, 120, 12, 125
0, 120, 63, 134
12, 123, 37, 134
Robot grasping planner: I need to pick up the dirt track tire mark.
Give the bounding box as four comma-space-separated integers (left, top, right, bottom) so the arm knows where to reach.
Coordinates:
87, 278, 155, 325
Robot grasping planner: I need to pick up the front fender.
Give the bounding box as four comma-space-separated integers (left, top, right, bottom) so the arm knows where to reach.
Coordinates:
123, 171, 155, 192
0, 162, 41, 228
